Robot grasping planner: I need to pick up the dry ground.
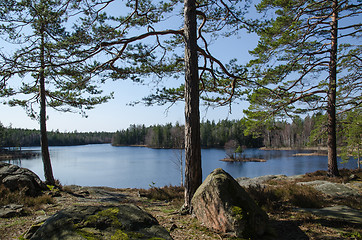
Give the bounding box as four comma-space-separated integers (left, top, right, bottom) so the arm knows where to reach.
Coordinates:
1, 170, 361, 240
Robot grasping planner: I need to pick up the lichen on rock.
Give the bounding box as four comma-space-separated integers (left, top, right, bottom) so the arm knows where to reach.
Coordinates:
27, 204, 172, 240
191, 168, 269, 239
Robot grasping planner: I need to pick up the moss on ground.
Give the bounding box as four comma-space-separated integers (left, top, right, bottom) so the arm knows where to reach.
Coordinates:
84, 207, 121, 228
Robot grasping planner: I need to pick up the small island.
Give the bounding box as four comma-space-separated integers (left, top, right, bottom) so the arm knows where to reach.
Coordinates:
220, 157, 266, 162
222, 142, 266, 162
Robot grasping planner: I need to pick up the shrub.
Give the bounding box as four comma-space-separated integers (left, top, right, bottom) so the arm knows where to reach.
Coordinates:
246, 181, 326, 211
303, 168, 362, 184
139, 185, 184, 202
278, 183, 325, 208
246, 184, 282, 211
0, 184, 54, 209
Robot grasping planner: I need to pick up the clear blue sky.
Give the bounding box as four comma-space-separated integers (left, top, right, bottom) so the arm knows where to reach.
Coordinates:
0, 2, 258, 132
0, 80, 250, 132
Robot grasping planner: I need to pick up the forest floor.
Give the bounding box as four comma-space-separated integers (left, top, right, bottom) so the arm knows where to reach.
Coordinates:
1, 169, 361, 240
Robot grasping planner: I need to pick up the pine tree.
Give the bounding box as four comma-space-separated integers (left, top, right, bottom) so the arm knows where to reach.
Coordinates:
81, 0, 251, 210
0, 0, 112, 185
245, 0, 361, 176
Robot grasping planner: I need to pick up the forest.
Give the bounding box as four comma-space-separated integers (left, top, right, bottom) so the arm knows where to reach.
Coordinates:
111, 110, 361, 153
3, 111, 358, 152
112, 120, 263, 149
0, 124, 112, 148
0, 120, 261, 149
111, 114, 322, 149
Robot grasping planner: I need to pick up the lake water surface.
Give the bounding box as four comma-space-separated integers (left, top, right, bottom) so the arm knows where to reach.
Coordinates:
3, 144, 358, 188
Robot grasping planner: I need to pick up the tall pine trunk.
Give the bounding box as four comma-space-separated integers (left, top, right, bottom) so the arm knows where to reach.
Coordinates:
327, 0, 339, 177
40, 24, 56, 185
183, 0, 202, 210
358, 145, 360, 169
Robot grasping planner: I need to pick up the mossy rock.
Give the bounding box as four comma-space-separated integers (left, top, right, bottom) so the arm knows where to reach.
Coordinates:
192, 168, 269, 238
27, 204, 171, 240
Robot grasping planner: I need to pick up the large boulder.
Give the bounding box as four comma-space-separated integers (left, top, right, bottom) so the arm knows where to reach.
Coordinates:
191, 168, 269, 238
27, 204, 172, 240
0, 162, 47, 196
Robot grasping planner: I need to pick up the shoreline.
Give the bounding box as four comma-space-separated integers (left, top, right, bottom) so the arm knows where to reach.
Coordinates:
260, 146, 328, 151
0, 150, 40, 160
293, 152, 328, 156
220, 157, 266, 162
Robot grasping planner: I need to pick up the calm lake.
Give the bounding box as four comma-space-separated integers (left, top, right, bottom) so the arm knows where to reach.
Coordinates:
3, 144, 358, 188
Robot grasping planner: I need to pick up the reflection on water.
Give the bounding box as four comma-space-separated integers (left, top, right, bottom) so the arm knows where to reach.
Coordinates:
3, 144, 357, 188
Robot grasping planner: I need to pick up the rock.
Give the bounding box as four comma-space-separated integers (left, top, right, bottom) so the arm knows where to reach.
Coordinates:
348, 181, 362, 189
24, 217, 49, 239
286, 174, 305, 180
236, 174, 287, 188
0, 162, 47, 196
349, 174, 359, 180
0, 204, 25, 218
297, 180, 360, 197
192, 168, 269, 238
27, 204, 172, 240
297, 205, 362, 224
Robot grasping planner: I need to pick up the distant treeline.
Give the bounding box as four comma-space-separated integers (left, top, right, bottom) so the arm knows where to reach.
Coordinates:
262, 115, 317, 149
112, 120, 263, 149
1, 114, 323, 149
112, 115, 323, 149
0, 126, 113, 148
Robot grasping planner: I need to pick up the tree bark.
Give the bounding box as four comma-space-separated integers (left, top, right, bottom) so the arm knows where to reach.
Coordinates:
358, 145, 360, 169
327, 0, 340, 177
183, 0, 202, 211
180, 148, 184, 187
40, 24, 56, 185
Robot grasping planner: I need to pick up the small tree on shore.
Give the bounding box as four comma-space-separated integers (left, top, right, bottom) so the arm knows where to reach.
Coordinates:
224, 139, 238, 159
235, 146, 244, 159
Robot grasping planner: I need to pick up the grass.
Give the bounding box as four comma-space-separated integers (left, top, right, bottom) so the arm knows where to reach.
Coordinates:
62, 185, 75, 193
246, 181, 326, 211
300, 168, 362, 183
341, 231, 362, 239
139, 185, 184, 202
0, 185, 54, 209
1, 218, 29, 228
246, 168, 362, 212
334, 195, 362, 210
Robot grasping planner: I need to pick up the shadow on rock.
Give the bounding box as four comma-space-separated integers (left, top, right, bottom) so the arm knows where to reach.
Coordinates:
25, 204, 172, 240
269, 219, 309, 240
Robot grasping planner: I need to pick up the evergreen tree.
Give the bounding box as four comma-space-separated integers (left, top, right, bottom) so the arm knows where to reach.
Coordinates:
244, 0, 361, 176
0, 0, 111, 184
81, 0, 251, 210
